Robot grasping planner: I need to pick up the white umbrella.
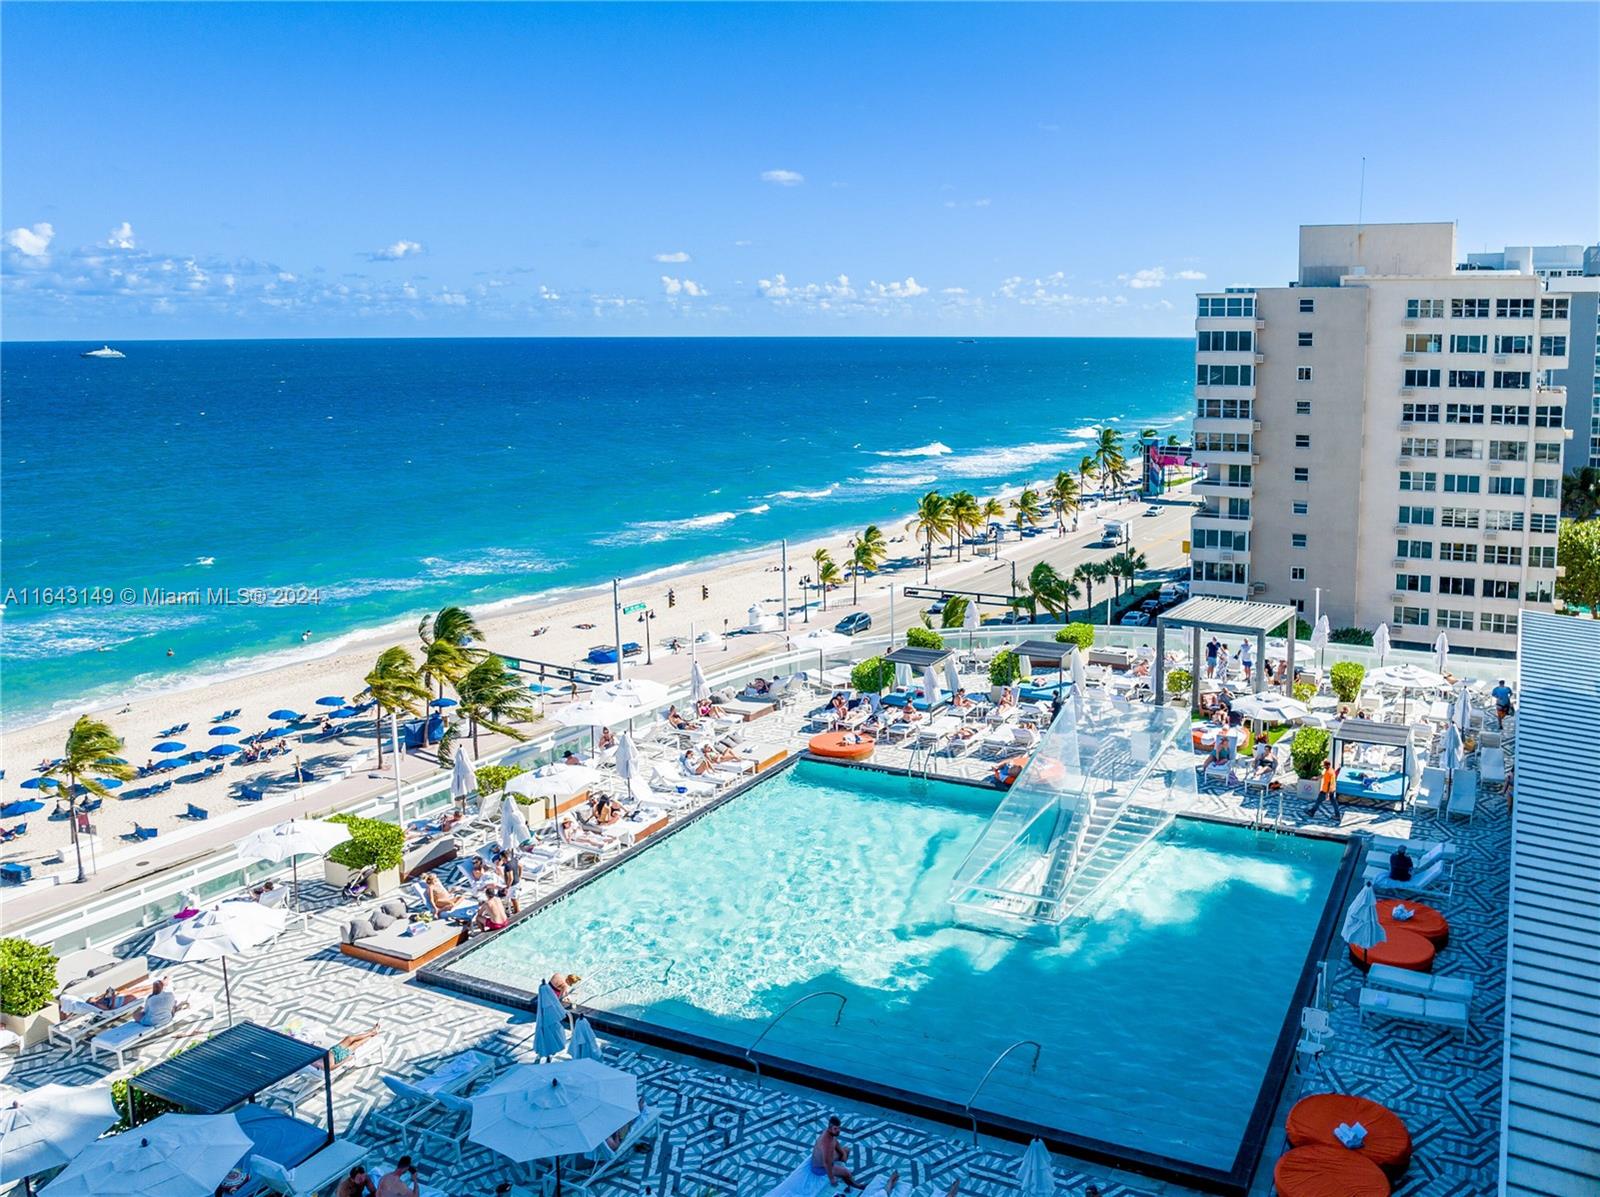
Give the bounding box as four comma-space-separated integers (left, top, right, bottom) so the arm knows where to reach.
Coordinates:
569, 1017, 602, 1062
550, 699, 638, 729
39, 1112, 251, 1197
0, 1083, 117, 1190
508, 766, 604, 801
595, 677, 669, 710
533, 980, 568, 1060
943, 657, 961, 696
500, 793, 531, 854
894, 662, 913, 691
1367, 663, 1447, 721
1452, 684, 1473, 735
1016, 1138, 1057, 1197
922, 665, 942, 708
615, 733, 648, 802
236, 818, 351, 911
1341, 881, 1386, 952
1432, 631, 1449, 677
1016, 650, 1032, 682
790, 628, 851, 678
1070, 647, 1086, 694
468, 1058, 638, 1184
1372, 622, 1391, 666
1229, 694, 1312, 724
450, 744, 477, 806
1311, 614, 1330, 670
148, 901, 286, 1025
689, 660, 710, 703
963, 596, 979, 651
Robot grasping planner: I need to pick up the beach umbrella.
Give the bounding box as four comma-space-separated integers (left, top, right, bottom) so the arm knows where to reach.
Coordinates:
0, 799, 44, 817
1070, 647, 1087, 694
1432, 632, 1450, 677
1341, 881, 1386, 952
508, 767, 603, 806
450, 745, 477, 808
1229, 694, 1312, 724
1452, 684, 1473, 735
430, 696, 459, 709
569, 1017, 602, 1062
468, 1058, 637, 1184
499, 791, 531, 854
207, 745, 242, 758
689, 660, 710, 703
532, 981, 569, 1061
0, 1082, 117, 1191
922, 665, 943, 708
1372, 622, 1391, 667
1016, 1138, 1057, 1197
315, 696, 346, 707
152, 742, 186, 754
267, 709, 301, 722
91, 777, 125, 790
148, 901, 286, 1026
18, 776, 56, 790
596, 677, 669, 710
615, 733, 647, 801
39, 1111, 251, 1197
964, 595, 979, 650
1310, 615, 1330, 670
894, 662, 913, 691
550, 698, 638, 729
943, 656, 961, 696
237, 818, 351, 910
208, 725, 240, 737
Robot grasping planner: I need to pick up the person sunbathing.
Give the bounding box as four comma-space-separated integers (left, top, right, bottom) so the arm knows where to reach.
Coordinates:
830, 694, 849, 721
812, 1116, 864, 1190
321, 1023, 382, 1070
420, 872, 464, 915
702, 743, 739, 766
597, 727, 617, 752
697, 697, 729, 720
590, 796, 622, 825
679, 749, 713, 776
560, 817, 609, 849
751, 677, 772, 695
666, 705, 697, 730
901, 705, 925, 724
951, 688, 973, 709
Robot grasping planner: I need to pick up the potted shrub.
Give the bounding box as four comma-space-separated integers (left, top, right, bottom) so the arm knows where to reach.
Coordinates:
1167, 668, 1192, 703
1292, 679, 1316, 704
905, 625, 944, 650
850, 656, 895, 695
1054, 622, 1094, 652
1290, 726, 1331, 798
0, 937, 60, 1048
1329, 661, 1365, 706
988, 649, 1021, 701
322, 814, 406, 897
474, 763, 526, 798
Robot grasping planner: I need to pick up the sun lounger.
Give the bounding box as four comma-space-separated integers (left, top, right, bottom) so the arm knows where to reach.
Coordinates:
249, 1138, 372, 1197
570, 1106, 661, 1192
1479, 746, 1506, 790
51, 995, 148, 1055
1358, 987, 1469, 1037
1412, 766, 1447, 814
913, 715, 962, 751
1366, 963, 1475, 1005
369, 1051, 494, 1160
1449, 766, 1479, 823
1370, 858, 1454, 900
89, 992, 213, 1068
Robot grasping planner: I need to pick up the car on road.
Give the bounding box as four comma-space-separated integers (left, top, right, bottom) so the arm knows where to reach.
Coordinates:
1144, 505, 1162, 516
926, 597, 948, 616
1119, 611, 1152, 627
835, 612, 873, 636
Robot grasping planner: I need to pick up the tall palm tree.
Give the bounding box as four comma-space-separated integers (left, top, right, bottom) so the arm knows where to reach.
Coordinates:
1078, 454, 1098, 498
947, 490, 980, 563
1109, 548, 1149, 616
1563, 467, 1600, 521
1073, 561, 1106, 623
1011, 487, 1044, 531
816, 554, 843, 611
940, 595, 970, 629
417, 606, 485, 745
364, 646, 429, 769
1023, 562, 1079, 623
1093, 426, 1126, 491
441, 654, 534, 758
979, 497, 1006, 556
848, 526, 887, 605
906, 491, 951, 582
1047, 470, 1080, 533
44, 716, 135, 884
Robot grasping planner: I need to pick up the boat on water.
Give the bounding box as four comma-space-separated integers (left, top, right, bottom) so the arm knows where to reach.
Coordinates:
81, 345, 125, 359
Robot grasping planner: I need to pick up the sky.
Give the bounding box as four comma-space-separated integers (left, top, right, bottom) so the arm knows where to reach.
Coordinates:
3, 2, 1597, 340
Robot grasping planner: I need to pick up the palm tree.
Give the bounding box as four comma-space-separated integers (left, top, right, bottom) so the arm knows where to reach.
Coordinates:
1139, 427, 1159, 440
940, 595, 970, 628
1094, 427, 1127, 491
947, 491, 980, 563
417, 606, 484, 745
979, 497, 1006, 556
441, 654, 534, 758
1024, 562, 1079, 623
1563, 467, 1600, 521
906, 491, 951, 583
1105, 550, 1148, 616
364, 646, 428, 769
1011, 487, 1044, 532
848, 526, 887, 605
44, 716, 135, 884
1078, 454, 1098, 499
1074, 561, 1109, 623
1047, 470, 1080, 533
816, 554, 843, 611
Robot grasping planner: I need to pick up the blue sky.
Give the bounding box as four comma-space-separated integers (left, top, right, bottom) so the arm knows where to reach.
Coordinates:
4, 2, 1596, 339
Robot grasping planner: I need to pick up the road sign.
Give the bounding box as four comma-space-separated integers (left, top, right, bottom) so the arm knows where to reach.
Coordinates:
621, 602, 647, 614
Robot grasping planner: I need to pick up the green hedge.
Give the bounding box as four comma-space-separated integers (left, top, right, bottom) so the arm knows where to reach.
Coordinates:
475, 763, 526, 796
0, 937, 58, 1017
325, 814, 405, 873
1167, 668, 1192, 695
905, 625, 944, 650
1290, 727, 1331, 780
988, 649, 1022, 687
850, 656, 895, 693
1329, 661, 1365, 704
1054, 622, 1094, 651
1330, 627, 1374, 646
1292, 679, 1316, 703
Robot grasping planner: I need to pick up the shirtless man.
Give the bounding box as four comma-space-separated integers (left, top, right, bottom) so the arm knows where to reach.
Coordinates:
811, 1116, 864, 1189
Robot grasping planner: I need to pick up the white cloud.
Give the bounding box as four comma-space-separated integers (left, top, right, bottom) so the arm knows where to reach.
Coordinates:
867, 277, 928, 299
940, 287, 968, 295
733, 240, 753, 248
756, 272, 932, 312
370, 239, 424, 261
661, 276, 706, 297
653, 251, 691, 263
998, 272, 1129, 309
277, 271, 297, 282
105, 221, 136, 250
1174, 269, 1207, 281
5, 222, 54, 257
760, 169, 804, 187
538, 285, 562, 301
433, 290, 468, 306
1119, 267, 1167, 289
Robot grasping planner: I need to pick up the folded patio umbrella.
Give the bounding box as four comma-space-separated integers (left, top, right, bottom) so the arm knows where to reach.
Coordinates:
689, 660, 710, 703
500, 793, 531, 854
532, 981, 569, 1061
569, 1017, 602, 1062
1432, 632, 1449, 677
450, 745, 477, 806
1016, 1138, 1057, 1197
1372, 623, 1391, 667
1341, 881, 1386, 952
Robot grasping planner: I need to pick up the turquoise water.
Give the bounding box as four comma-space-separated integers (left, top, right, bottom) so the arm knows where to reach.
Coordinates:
448, 760, 1346, 1169
0, 337, 1189, 725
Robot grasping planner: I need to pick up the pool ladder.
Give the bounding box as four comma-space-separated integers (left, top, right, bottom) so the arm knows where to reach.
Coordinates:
744, 990, 848, 1086
964, 1038, 1042, 1143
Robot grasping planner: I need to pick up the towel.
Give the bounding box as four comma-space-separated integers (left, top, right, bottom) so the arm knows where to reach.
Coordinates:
1334, 1121, 1368, 1149
1392, 904, 1414, 920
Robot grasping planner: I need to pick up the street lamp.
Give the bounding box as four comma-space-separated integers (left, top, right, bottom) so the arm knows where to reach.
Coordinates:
801, 576, 812, 623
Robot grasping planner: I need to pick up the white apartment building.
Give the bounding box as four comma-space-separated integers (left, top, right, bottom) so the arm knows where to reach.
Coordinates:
1189, 222, 1572, 656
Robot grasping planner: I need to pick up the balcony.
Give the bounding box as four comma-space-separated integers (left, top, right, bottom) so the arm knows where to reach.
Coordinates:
1191, 476, 1254, 497
1191, 579, 1250, 601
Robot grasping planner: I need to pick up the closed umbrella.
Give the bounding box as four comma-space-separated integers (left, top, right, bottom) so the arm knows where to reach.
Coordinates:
922, 665, 942, 709
1070, 647, 1087, 694
532, 980, 569, 1060
0, 1083, 117, 1192
1341, 881, 1386, 952
1016, 1138, 1056, 1197
1452, 684, 1473, 735
1310, 615, 1330, 671
569, 1017, 602, 1062
39, 1112, 251, 1197
468, 1058, 638, 1191
1372, 623, 1391, 667
237, 819, 351, 910
689, 660, 710, 703
615, 734, 646, 801
1432, 632, 1449, 677
943, 657, 961, 697
450, 745, 477, 809
894, 662, 913, 691
500, 793, 531, 854
963, 596, 979, 651
148, 901, 286, 1025
1442, 723, 1464, 774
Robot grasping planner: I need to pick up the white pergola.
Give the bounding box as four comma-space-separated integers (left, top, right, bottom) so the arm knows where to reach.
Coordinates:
1154, 596, 1299, 712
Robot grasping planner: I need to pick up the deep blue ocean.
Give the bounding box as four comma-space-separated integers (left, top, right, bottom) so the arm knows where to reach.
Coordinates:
1, 338, 1189, 724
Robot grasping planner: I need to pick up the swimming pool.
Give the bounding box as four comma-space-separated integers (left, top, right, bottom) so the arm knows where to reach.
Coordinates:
433, 759, 1351, 1186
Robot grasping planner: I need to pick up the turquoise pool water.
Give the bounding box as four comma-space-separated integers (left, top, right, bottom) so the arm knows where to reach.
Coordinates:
445, 760, 1346, 1171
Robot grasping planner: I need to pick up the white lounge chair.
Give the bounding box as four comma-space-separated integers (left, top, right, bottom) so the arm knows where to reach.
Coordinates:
88, 992, 212, 1068
1367, 963, 1475, 1006
1448, 766, 1479, 823
1479, 746, 1507, 790
51, 995, 148, 1055
1412, 766, 1448, 814
1370, 858, 1454, 900
570, 1105, 661, 1192
1358, 987, 1469, 1038
249, 1139, 372, 1197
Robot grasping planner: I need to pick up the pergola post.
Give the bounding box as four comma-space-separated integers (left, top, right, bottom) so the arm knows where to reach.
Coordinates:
1191, 624, 1202, 716
1155, 619, 1167, 704
1255, 631, 1266, 695
1286, 628, 1297, 696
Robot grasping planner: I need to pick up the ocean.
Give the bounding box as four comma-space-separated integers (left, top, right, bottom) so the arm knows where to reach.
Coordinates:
0, 337, 1190, 725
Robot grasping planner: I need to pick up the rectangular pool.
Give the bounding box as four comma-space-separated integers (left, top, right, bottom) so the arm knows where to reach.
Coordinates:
434, 759, 1350, 1185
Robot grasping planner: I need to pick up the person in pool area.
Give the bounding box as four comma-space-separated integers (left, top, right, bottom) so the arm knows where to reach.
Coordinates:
473, 887, 510, 933
1389, 844, 1414, 881
335, 1165, 377, 1197
951, 688, 972, 710
421, 872, 465, 916
590, 795, 622, 825
560, 816, 609, 850
1308, 758, 1341, 824
322, 1024, 382, 1070
598, 727, 617, 752
549, 972, 582, 1001
1492, 679, 1514, 721
811, 1116, 864, 1189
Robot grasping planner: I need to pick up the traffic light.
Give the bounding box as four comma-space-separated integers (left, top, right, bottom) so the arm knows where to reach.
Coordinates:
667, 588, 676, 608
701, 584, 709, 601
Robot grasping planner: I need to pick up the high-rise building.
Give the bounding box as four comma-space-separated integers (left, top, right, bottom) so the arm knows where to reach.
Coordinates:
1189, 222, 1573, 655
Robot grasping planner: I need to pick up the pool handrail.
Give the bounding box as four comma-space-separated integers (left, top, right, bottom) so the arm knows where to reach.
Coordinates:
745, 990, 847, 1086
965, 1038, 1042, 1143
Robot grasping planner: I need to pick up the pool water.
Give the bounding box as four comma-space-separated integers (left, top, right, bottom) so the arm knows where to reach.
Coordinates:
446, 760, 1346, 1172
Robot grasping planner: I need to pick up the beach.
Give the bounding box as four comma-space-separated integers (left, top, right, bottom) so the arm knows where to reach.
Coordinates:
0, 488, 1195, 868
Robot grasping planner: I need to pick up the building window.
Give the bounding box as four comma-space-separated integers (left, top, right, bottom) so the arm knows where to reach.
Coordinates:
1438, 576, 1475, 597
1441, 506, 1480, 529
1444, 438, 1481, 459
1449, 334, 1486, 354
1399, 471, 1437, 492
1298, 331, 1314, 348
1440, 542, 1477, 563
1445, 402, 1484, 422
1293, 466, 1309, 483
1533, 477, 1559, 499
1437, 609, 1473, 630
1447, 372, 1485, 390
1534, 442, 1562, 463
1541, 335, 1568, 357
1397, 539, 1433, 560
1404, 369, 1441, 388
1291, 533, 1307, 549
1290, 565, 1307, 580
1197, 329, 1255, 352
1299, 298, 1315, 313
1530, 512, 1558, 533
1296, 400, 1312, 415
1530, 580, 1554, 604
1483, 580, 1520, 601
1294, 434, 1310, 449
1198, 296, 1255, 317
1495, 298, 1534, 319
1489, 440, 1527, 462
1297, 366, 1313, 382
1393, 605, 1431, 627
1197, 364, 1255, 387
1398, 504, 1435, 526
1530, 545, 1557, 569
1400, 436, 1439, 458
1535, 404, 1563, 428
1488, 476, 1526, 496
1495, 334, 1532, 355
1479, 612, 1518, 636
1451, 298, 1490, 318
1490, 404, 1530, 425
1443, 473, 1480, 494
1407, 333, 1443, 353
1402, 402, 1440, 423
1483, 510, 1524, 532
1540, 296, 1569, 320
1493, 371, 1531, 389
1408, 299, 1445, 319
1395, 574, 1431, 593
1196, 397, 1253, 419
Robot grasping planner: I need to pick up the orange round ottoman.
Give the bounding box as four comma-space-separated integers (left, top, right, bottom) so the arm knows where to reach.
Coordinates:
808, 731, 875, 761
1274, 1145, 1391, 1197
1378, 899, 1450, 948
1287, 1093, 1413, 1180
1349, 926, 1435, 973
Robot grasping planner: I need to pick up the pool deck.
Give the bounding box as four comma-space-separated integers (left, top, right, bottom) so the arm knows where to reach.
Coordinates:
7, 690, 1510, 1196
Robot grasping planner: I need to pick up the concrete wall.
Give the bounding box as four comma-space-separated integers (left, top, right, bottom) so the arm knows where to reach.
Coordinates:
1299, 223, 1456, 286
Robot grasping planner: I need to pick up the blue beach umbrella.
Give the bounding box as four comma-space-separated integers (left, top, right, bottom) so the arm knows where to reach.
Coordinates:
527, 682, 555, 694
19, 777, 57, 790
330, 707, 359, 719
153, 741, 187, 754
1, 799, 44, 816
92, 778, 125, 790
268, 709, 302, 722
315, 695, 346, 707
430, 697, 458, 708
209, 744, 243, 757
210, 725, 240, 736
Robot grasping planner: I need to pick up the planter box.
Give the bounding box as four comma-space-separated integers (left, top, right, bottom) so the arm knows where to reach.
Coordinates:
322, 860, 401, 898
3, 1006, 59, 1050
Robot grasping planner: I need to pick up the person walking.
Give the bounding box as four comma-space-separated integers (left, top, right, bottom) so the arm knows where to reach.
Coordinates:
1307, 757, 1341, 824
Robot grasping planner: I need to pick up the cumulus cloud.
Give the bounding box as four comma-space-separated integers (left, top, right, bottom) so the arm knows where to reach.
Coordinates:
105, 221, 136, 249
867, 277, 928, 299
941, 286, 968, 295
653, 251, 691, 263
538, 285, 562, 301
5, 222, 54, 258
1119, 267, 1168, 289
755, 272, 933, 312
760, 169, 804, 187
369, 239, 424, 261
998, 272, 1129, 309
1174, 269, 1207, 281
661, 276, 706, 297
